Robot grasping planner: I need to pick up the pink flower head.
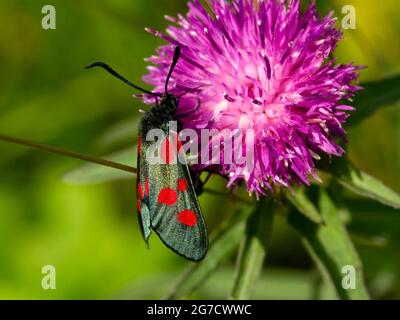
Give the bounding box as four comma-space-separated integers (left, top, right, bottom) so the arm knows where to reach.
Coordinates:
142, 0, 362, 195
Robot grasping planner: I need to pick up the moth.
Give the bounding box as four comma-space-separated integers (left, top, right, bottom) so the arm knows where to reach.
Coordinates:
86, 47, 208, 261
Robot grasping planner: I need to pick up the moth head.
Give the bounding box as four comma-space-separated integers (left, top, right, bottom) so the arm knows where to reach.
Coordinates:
162, 93, 178, 107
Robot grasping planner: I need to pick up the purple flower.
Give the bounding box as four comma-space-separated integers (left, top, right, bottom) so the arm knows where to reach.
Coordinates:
142, 0, 362, 195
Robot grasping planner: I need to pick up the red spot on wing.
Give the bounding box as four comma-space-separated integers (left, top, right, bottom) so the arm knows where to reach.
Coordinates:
137, 200, 141, 214
138, 182, 144, 200
161, 133, 182, 165
178, 210, 197, 227
158, 188, 178, 206
178, 178, 188, 192
145, 178, 149, 196
161, 137, 175, 164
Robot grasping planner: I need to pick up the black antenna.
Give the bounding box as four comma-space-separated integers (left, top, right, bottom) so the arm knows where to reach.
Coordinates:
165, 46, 181, 95
84, 62, 162, 97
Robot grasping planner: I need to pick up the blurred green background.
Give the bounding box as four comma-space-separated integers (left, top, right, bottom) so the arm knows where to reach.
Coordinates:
0, 0, 399, 299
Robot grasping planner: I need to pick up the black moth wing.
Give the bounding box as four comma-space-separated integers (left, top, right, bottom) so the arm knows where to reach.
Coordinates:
144, 131, 208, 261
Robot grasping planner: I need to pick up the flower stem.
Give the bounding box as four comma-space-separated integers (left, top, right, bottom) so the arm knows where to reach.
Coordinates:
230, 199, 274, 300
0, 134, 137, 175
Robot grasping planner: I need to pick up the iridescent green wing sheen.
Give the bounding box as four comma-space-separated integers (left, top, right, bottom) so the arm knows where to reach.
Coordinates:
136, 133, 152, 243
144, 133, 208, 262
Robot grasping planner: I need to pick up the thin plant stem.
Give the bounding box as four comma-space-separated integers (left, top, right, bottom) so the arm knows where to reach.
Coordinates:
0, 134, 252, 205
0, 134, 137, 175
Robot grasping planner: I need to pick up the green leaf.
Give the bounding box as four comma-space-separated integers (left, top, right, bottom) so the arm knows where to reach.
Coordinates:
285, 188, 324, 224
348, 75, 400, 127
328, 159, 400, 209
344, 199, 400, 244
289, 189, 370, 300
230, 200, 274, 300
119, 268, 336, 300
63, 146, 137, 184
201, 268, 335, 300
165, 207, 252, 299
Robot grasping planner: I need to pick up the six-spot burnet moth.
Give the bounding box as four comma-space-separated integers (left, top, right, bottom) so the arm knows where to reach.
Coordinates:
85, 47, 208, 261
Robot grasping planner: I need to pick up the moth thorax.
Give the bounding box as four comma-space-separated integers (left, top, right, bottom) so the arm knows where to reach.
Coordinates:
140, 95, 179, 134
